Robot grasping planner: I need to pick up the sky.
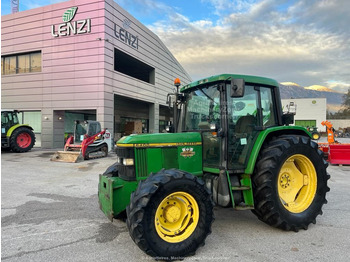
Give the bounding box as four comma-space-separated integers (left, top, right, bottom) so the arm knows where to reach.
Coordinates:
1, 0, 349, 93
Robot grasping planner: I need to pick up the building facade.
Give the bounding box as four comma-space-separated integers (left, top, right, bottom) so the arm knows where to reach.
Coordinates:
281, 98, 327, 132
1, 0, 191, 148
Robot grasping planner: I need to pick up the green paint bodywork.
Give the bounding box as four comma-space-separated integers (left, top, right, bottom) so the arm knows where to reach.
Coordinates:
181, 74, 279, 92
98, 174, 138, 221
118, 132, 203, 178
117, 132, 202, 145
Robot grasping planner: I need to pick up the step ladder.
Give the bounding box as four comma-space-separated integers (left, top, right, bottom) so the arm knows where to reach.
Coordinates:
227, 172, 255, 210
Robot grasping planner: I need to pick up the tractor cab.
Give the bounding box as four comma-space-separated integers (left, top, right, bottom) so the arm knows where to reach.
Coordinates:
1, 110, 20, 134
73, 120, 102, 143
178, 75, 280, 173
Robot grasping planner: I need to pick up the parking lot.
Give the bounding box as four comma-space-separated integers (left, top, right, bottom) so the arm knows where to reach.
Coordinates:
1, 147, 350, 262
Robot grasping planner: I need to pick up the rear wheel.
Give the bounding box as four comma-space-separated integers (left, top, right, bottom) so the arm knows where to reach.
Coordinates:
126, 169, 214, 259
10, 127, 35, 152
252, 135, 330, 231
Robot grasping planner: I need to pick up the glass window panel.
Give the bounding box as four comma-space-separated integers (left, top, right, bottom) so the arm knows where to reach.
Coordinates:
1, 52, 41, 75
227, 85, 259, 170
4, 56, 16, 75
23, 112, 42, 133
18, 54, 30, 73
260, 87, 277, 127
30, 52, 41, 72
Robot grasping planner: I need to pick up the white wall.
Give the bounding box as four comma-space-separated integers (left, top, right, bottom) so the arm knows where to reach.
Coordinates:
281, 98, 326, 131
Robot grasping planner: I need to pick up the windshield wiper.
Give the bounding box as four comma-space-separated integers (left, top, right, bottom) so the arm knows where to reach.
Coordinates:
197, 88, 218, 105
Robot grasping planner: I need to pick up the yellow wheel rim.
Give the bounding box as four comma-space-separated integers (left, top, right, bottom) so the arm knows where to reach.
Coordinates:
278, 154, 317, 213
313, 133, 320, 140
155, 191, 199, 243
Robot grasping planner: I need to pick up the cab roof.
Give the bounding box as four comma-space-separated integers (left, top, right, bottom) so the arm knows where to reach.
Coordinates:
181, 74, 279, 92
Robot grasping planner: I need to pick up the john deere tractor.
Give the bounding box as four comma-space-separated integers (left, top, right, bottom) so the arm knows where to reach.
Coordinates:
1, 110, 36, 152
98, 74, 329, 259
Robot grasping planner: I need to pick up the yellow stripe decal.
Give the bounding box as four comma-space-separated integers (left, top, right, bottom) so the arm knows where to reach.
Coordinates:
117, 142, 202, 148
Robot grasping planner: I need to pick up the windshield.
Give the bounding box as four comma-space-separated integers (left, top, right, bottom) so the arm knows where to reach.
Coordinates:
1, 112, 19, 126
183, 85, 221, 131
75, 122, 87, 142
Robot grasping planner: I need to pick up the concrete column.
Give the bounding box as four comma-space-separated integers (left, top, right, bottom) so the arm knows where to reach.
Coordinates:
53, 110, 65, 148
97, 99, 114, 140
149, 102, 159, 133
41, 108, 54, 149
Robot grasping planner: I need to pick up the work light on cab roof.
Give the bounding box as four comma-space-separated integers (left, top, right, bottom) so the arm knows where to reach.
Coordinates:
174, 78, 181, 87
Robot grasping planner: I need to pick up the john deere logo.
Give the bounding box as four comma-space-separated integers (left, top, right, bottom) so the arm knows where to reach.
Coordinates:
180, 147, 195, 158
51, 7, 91, 37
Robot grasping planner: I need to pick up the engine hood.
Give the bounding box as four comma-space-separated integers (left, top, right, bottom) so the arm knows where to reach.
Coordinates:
116, 132, 202, 147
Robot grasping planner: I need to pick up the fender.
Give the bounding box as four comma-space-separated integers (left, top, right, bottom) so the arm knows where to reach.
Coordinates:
245, 126, 311, 174
6, 124, 33, 138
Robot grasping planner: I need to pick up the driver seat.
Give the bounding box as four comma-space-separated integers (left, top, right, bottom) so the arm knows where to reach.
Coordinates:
232, 114, 257, 165
235, 114, 256, 134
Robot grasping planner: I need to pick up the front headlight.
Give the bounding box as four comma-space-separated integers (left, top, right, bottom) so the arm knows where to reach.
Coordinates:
123, 158, 134, 166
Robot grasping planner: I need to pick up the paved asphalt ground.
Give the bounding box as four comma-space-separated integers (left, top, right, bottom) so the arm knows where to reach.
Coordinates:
1, 140, 350, 262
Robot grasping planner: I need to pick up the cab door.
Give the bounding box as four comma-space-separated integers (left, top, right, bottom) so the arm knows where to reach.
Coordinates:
183, 85, 222, 169
226, 85, 277, 171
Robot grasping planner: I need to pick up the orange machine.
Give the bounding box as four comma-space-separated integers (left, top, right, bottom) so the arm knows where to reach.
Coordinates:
319, 120, 350, 165
321, 120, 335, 144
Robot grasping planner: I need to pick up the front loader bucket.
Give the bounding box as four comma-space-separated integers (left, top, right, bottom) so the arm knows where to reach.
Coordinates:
50, 151, 84, 163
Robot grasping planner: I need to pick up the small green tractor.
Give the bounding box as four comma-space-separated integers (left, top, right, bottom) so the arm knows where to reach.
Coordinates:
1, 110, 36, 152
98, 74, 329, 259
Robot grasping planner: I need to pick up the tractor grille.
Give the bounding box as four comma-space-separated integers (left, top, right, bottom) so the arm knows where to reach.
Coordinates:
135, 148, 148, 178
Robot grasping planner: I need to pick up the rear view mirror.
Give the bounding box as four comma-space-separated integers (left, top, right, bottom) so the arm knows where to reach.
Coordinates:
230, 79, 245, 97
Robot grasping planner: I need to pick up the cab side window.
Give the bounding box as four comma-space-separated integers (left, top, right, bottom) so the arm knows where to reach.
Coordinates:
261, 87, 277, 127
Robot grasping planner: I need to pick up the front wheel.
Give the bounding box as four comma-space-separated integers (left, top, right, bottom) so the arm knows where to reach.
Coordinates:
252, 135, 330, 231
126, 169, 214, 259
10, 127, 35, 152
311, 132, 320, 140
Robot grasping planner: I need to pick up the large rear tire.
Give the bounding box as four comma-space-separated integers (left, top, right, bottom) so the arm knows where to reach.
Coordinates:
252, 135, 330, 231
10, 127, 35, 153
126, 169, 214, 259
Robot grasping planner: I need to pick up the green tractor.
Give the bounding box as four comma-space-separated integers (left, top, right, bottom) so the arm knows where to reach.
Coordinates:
98, 74, 330, 259
1, 110, 36, 152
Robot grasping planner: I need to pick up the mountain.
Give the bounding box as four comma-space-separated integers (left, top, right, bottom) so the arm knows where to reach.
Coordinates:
279, 83, 344, 113
304, 85, 335, 92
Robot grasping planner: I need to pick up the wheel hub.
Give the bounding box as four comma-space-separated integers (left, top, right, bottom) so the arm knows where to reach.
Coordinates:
280, 173, 291, 189
163, 204, 181, 223
17, 133, 31, 148
155, 191, 199, 243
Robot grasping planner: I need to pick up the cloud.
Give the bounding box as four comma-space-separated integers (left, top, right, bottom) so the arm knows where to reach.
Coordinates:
147, 0, 350, 93
326, 81, 350, 94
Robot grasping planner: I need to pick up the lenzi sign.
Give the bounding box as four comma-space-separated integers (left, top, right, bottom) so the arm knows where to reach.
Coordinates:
114, 19, 139, 49
51, 7, 91, 37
